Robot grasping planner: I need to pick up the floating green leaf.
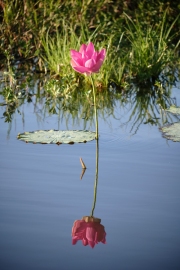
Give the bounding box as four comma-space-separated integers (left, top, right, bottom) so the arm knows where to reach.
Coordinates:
160, 123, 180, 142
166, 105, 180, 115
17, 130, 96, 144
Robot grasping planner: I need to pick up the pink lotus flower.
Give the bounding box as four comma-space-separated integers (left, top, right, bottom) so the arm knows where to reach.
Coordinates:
72, 219, 106, 248
70, 42, 106, 75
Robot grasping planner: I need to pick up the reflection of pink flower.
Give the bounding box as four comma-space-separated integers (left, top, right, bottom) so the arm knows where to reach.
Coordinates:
72, 219, 106, 248
70, 42, 106, 75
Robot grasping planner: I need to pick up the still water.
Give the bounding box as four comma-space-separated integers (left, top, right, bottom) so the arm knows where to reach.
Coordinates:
0, 83, 180, 270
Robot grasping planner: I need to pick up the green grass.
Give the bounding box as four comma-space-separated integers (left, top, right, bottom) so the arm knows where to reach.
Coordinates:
124, 11, 180, 82
41, 20, 127, 88
0, 1, 179, 89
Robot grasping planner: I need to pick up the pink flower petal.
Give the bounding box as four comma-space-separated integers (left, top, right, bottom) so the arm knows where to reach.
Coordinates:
72, 237, 79, 245
86, 227, 96, 241
88, 240, 95, 248
81, 50, 85, 59
71, 65, 90, 74
91, 51, 98, 62
86, 42, 95, 58
82, 52, 89, 65
91, 59, 103, 73
101, 238, 106, 244
72, 220, 87, 235
82, 238, 88, 246
71, 58, 83, 67
85, 58, 96, 69
96, 49, 106, 62
70, 43, 106, 75
70, 50, 81, 58
79, 44, 87, 54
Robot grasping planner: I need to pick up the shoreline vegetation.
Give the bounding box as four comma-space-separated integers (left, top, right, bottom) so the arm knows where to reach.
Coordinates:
0, 1, 179, 83
0, 0, 180, 128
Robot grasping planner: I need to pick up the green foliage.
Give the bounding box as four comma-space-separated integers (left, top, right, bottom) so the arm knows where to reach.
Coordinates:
0, 0, 179, 86
40, 21, 127, 88
41, 20, 92, 76
124, 11, 180, 82
119, 78, 179, 134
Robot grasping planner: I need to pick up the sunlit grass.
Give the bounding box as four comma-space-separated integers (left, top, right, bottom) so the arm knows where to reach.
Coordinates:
41, 21, 127, 88
124, 11, 180, 82
40, 10, 179, 87
0, 1, 179, 91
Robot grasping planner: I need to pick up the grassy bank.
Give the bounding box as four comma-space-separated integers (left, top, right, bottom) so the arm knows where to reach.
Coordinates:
0, 0, 180, 88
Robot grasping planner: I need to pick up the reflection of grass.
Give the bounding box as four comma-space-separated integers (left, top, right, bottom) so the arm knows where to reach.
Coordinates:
0, 66, 178, 133
0, 69, 35, 122
43, 78, 116, 127
121, 82, 178, 134
42, 75, 178, 134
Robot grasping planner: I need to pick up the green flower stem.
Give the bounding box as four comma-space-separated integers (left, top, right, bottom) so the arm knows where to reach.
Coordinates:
90, 138, 99, 217
90, 75, 98, 139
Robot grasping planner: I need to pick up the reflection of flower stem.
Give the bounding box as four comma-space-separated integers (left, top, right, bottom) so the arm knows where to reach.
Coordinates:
90, 138, 99, 217
90, 75, 98, 139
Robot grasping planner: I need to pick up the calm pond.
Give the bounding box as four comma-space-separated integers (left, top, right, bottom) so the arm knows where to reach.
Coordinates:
0, 77, 180, 270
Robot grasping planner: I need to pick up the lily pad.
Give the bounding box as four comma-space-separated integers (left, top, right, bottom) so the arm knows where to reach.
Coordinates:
166, 105, 180, 115
17, 130, 96, 144
160, 123, 180, 142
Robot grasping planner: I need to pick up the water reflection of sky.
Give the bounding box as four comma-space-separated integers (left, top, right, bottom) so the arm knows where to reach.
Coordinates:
0, 82, 180, 269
